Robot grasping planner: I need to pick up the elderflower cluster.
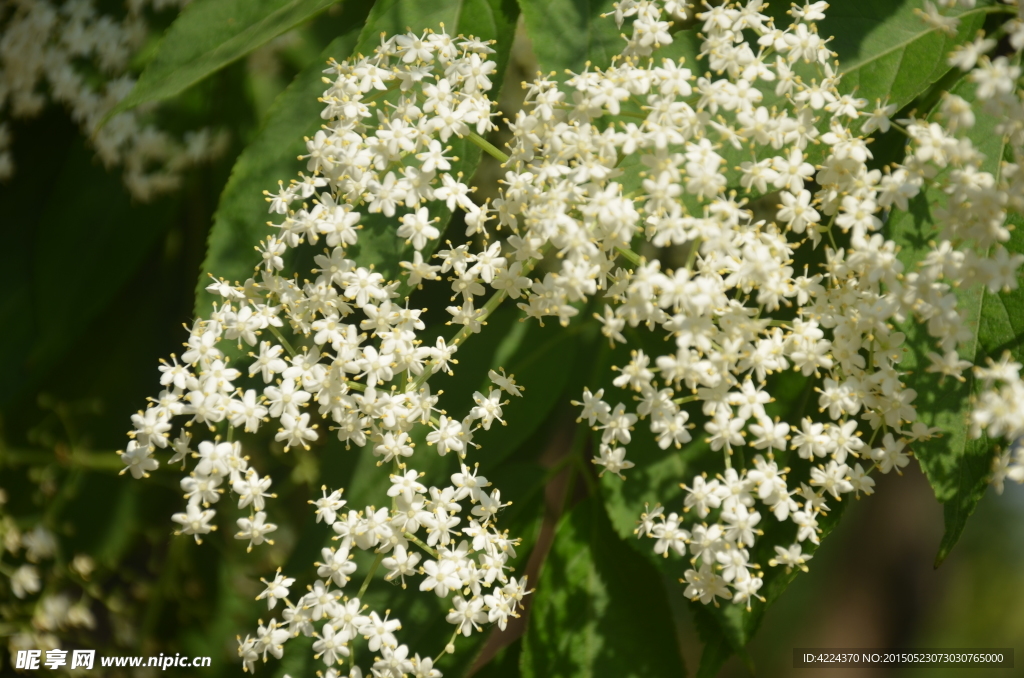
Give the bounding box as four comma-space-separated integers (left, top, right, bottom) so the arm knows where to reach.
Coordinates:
120, 26, 534, 674
909, 0, 1024, 494
979, 354, 1024, 493
237, 468, 527, 676
119, 0, 1024, 666
0, 490, 100, 659
543, 0, 1024, 608
0, 0, 226, 199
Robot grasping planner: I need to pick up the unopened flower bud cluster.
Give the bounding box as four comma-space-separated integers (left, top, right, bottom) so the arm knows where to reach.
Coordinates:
0, 0, 227, 199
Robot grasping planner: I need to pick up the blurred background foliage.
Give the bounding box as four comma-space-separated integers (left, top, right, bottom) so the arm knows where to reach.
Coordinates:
1, 0, 1023, 676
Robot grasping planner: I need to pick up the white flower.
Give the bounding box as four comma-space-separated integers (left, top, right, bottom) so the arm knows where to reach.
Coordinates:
446, 595, 487, 636
426, 416, 465, 456
871, 433, 911, 475
120, 440, 159, 479
235, 512, 277, 551
10, 565, 41, 599
382, 545, 422, 587
172, 504, 217, 544
397, 207, 440, 250
312, 622, 350, 666
592, 444, 635, 479
257, 570, 296, 609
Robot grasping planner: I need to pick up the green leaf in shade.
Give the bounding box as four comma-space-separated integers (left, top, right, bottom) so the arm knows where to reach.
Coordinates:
586, 328, 703, 542
521, 497, 686, 678
471, 313, 586, 467
350, 0, 522, 122
932, 214, 1024, 563
348, 0, 522, 286
516, 0, 623, 74
194, 1, 373, 313
0, 138, 176, 405
103, 0, 344, 124
363, 457, 546, 678
887, 75, 1022, 566
691, 604, 750, 678
825, 0, 991, 108
976, 213, 1024, 363
588, 325, 845, 672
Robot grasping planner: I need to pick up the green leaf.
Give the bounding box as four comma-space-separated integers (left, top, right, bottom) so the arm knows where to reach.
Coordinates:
826, 0, 992, 108
976, 213, 1024, 363
516, 0, 700, 75
887, 75, 1020, 566
690, 604, 750, 678
353, 0, 520, 58
103, 0, 344, 124
521, 497, 686, 678
932, 210, 1024, 565
517, 0, 621, 74
0, 138, 176, 405
932, 211, 1024, 561
472, 313, 586, 467
194, 1, 373, 313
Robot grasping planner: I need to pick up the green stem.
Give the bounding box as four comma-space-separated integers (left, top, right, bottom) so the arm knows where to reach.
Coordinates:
574, 454, 598, 495
615, 246, 643, 266
684, 238, 702, 271
542, 449, 577, 483
824, 213, 839, 250
404, 532, 440, 559
468, 132, 509, 164
435, 628, 462, 659
867, 424, 883, 448
979, 4, 1017, 14
408, 253, 544, 393
613, 109, 646, 120
0, 446, 125, 472
888, 120, 912, 138
269, 325, 299, 357
356, 552, 384, 600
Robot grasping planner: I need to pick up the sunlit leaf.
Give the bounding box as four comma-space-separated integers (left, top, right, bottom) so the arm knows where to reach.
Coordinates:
825, 0, 991, 108
521, 497, 686, 678
887, 74, 1022, 566
103, 0, 344, 124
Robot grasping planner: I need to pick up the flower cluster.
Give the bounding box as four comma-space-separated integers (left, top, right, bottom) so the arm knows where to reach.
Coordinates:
0, 489, 101, 660
542, 0, 1024, 607
237, 467, 527, 676
980, 354, 1024, 493
0, 0, 226, 199
119, 0, 1024, 671
121, 26, 534, 674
